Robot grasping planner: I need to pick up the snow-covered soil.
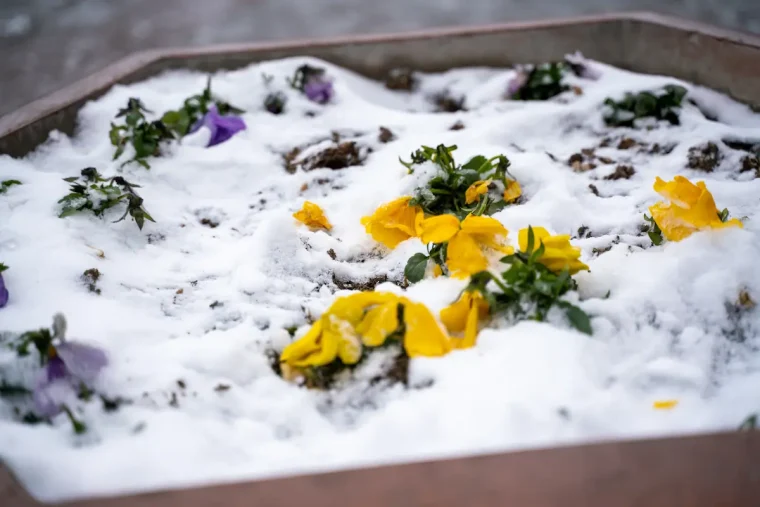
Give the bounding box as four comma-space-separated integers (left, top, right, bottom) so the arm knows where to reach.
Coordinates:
1, 56, 760, 502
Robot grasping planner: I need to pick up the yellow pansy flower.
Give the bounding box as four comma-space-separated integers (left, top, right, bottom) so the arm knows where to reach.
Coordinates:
518, 226, 589, 275
649, 176, 742, 241
280, 292, 399, 369
293, 201, 332, 231
361, 196, 424, 249
440, 290, 490, 349
419, 214, 513, 278
465, 179, 491, 204
503, 179, 522, 203
401, 298, 453, 357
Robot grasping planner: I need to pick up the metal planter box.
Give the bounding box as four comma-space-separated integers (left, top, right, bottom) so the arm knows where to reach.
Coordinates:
2, 11, 760, 507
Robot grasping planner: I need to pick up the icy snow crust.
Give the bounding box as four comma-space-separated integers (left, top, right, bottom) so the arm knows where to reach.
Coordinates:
2, 57, 760, 501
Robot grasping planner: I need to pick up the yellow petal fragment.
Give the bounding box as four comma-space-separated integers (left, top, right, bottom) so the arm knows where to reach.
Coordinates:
461, 215, 512, 254
402, 299, 452, 358
361, 196, 423, 249
653, 399, 678, 410
503, 179, 522, 203
465, 179, 491, 204
419, 214, 461, 244
432, 264, 443, 278
293, 201, 332, 231
356, 300, 400, 347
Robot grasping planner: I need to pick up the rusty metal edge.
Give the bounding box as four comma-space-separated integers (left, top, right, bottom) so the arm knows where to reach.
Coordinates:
2, 11, 760, 150
4, 430, 759, 506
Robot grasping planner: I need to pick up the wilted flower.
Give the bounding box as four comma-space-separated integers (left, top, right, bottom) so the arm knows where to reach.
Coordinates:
32, 315, 108, 417
440, 290, 489, 349
189, 105, 246, 147
361, 196, 423, 249
0, 264, 8, 308
305, 79, 334, 104
293, 201, 332, 231
503, 179, 522, 203
518, 226, 589, 275
649, 176, 743, 241
465, 179, 491, 205
419, 214, 513, 278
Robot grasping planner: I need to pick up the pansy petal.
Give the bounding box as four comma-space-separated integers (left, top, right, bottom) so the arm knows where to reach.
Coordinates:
356, 301, 399, 347
460, 215, 507, 236
465, 179, 491, 204
33, 378, 74, 418
446, 232, 488, 277
419, 215, 460, 244
280, 320, 324, 365
55, 342, 108, 382
653, 176, 702, 208
440, 293, 471, 333
402, 300, 452, 358
503, 179, 522, 203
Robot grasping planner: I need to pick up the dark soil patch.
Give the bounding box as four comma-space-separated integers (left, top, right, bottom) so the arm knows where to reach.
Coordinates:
200, 217, 219, 228
378, 127, 395, 144
604, 165, 636, 180
283, 147, 301, 174
370, 348, 409, 387
741, 155, 760, 177
617, 137, 638, 150
385, 68, 416, 91
588, 184, 600, 196
304, 142, 367, 171
687, 142, 721, 172
332, 273, 390, 291
432, 92, 466, 113
568, 152, 596, 172
81, 268, 102, 295
327, 249, 337, 260
449, 121, 465, 131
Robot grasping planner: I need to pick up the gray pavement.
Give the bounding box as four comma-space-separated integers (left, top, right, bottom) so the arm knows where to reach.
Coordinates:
1, 0, 759, 116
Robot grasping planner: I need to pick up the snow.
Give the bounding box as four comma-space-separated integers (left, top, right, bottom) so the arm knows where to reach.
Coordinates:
2, 55, 760, 502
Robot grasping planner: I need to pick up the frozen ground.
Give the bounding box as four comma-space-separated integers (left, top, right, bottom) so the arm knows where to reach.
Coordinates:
1, 0, 760, 116
1, 55, 760, 502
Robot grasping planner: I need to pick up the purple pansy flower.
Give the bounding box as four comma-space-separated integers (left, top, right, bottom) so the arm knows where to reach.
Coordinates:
0, 272, 8, 308
33, 340, 108, 417
190, 105, 246, 147
304, 78, 334, 105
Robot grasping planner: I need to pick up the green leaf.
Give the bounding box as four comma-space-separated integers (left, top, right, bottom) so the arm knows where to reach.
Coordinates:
648, 231, 663, 246
136, 159, 151, 170
564, 304, 592, 335
59, 207, 81, 218
718, 208, 729, 222
525, 226, 535, 256
0, 263, 8, 273
739, 414, 758, 431
404, 253, 429, 283
462, 155, 488, 172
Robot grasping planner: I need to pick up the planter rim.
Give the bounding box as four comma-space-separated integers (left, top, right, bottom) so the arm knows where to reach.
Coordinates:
2, 11, 760, 145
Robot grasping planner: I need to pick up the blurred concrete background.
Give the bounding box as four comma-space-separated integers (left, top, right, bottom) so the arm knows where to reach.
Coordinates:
1, 0, 759, 116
